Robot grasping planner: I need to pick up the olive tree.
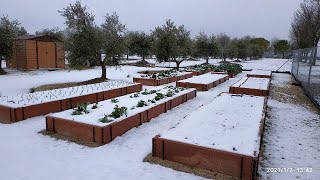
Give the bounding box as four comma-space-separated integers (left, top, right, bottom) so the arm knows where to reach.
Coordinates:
100, 12, 126, 79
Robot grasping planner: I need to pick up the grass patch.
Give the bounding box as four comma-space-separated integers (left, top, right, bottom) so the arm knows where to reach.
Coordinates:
30, 77, 108, 92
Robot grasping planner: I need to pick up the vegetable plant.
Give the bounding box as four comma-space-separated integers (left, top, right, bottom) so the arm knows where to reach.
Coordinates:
111, 98, 119, 103
155, 93, 165, 101
92, 103, 99, 109
137, 100, 148, 107
72, 102, 89, 115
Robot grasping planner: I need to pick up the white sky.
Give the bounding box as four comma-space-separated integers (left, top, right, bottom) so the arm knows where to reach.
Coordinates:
0, 0, 301, 40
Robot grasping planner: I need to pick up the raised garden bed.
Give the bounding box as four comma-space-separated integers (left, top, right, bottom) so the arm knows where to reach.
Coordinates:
184, 64, 215, 76
152, 93, 267, 179
247, 70, 272, 78
176, 73, 229, 91
45, 86, 197, 146
0, 81, 142, 123
133, 69, 193, 86
229, 77, 270, 96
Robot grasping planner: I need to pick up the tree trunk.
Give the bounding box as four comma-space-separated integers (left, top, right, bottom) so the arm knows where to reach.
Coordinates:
206, 58, 209, 64
142, 54, 145, 61
176, 61, 181, 70
101, 60, 107, 79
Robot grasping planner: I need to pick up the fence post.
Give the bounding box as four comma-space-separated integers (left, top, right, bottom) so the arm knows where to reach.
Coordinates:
307, 47, 315, 86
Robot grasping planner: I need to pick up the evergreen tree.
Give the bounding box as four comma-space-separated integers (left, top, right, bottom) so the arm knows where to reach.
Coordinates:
0, 15, 27, 74
100, 12, 126, 79
59, 1, 101, 68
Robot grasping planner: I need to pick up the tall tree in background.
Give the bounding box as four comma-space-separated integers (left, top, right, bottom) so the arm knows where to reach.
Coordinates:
273, 40, 291, 59
35, 27, 65, 41
59, 1, 101, 68
290, 0, 320, 49
127, 31, 152, 61
194, 32, 219, 64
173, 25, 192, 69
100, 12, 126, 79
152, 20, 191, 70
216, 33, 231, 60
0, 15, 27, 74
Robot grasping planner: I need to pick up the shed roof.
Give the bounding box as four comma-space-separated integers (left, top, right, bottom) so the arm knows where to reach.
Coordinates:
15, 34, 63, 42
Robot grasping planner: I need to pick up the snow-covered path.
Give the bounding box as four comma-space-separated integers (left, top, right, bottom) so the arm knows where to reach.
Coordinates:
259, 74, 320, 180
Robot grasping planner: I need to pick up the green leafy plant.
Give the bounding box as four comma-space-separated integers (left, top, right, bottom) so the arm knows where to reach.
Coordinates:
92, 103, 99, 109
72, 102, 89, 115
155, 92, 165, 101
111, 98, 119, 103
148, 99, 156, 103
165, 91, 174, 97
99, 114, 113, 123
109, 105, 128, 119
137, 100, 148, 107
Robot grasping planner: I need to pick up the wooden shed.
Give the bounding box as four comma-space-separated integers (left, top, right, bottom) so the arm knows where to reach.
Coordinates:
8, 35, 65, 70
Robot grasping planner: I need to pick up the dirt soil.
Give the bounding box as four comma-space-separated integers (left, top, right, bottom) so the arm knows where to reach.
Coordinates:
40, 130, 101, 147
31, 78, 108, 92
143, 154, 239, 180
270, 74, 320, 112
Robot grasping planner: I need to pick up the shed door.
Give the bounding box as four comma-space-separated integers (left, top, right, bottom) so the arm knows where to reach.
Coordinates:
37, 41, 56, 68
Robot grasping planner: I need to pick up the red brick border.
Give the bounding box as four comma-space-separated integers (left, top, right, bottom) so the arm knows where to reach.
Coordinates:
229, 78, 270, 97
0, 83, 142, 123
45, 90, 197, 145
133, 73, 193, 86
176, 75, 229, 91
152, 95, 268, 179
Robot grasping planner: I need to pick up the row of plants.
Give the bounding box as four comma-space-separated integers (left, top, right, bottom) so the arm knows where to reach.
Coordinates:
0, 80, 132, 106
140, 69, 180, 79
184, 63, 243, 74
71, 86, 187, 123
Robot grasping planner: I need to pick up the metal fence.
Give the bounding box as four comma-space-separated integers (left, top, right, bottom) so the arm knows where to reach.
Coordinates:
291, 46, 320, 107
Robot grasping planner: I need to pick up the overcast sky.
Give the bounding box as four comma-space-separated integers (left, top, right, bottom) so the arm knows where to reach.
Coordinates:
1, 0, 301, 40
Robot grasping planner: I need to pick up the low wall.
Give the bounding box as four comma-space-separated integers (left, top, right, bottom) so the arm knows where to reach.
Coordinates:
247, 74, 272, 79
176, 75, 229, 91
45, 90, 197, 145
133, 73, 193, 86
0, 84, 142, 123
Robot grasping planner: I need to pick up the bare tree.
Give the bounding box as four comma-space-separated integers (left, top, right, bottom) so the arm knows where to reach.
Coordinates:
290, 0, 320, 48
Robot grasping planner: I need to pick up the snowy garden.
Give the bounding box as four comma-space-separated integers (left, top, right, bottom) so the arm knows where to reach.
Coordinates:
0, 58, 319, 180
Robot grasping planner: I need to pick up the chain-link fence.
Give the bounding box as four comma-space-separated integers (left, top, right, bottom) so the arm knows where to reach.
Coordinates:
291, 46, 320, 107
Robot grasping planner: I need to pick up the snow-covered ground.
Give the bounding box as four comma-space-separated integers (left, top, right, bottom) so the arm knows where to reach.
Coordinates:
248, 70, 272, 76
0, 71, 246, 180
0, 66, 167, 96
238, 58, 292, 72
259, 73, 320, 180
1, 60, 6, 68
178, 73, 228, 84
0, 59, 318, 180
121, 58, 292, 72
